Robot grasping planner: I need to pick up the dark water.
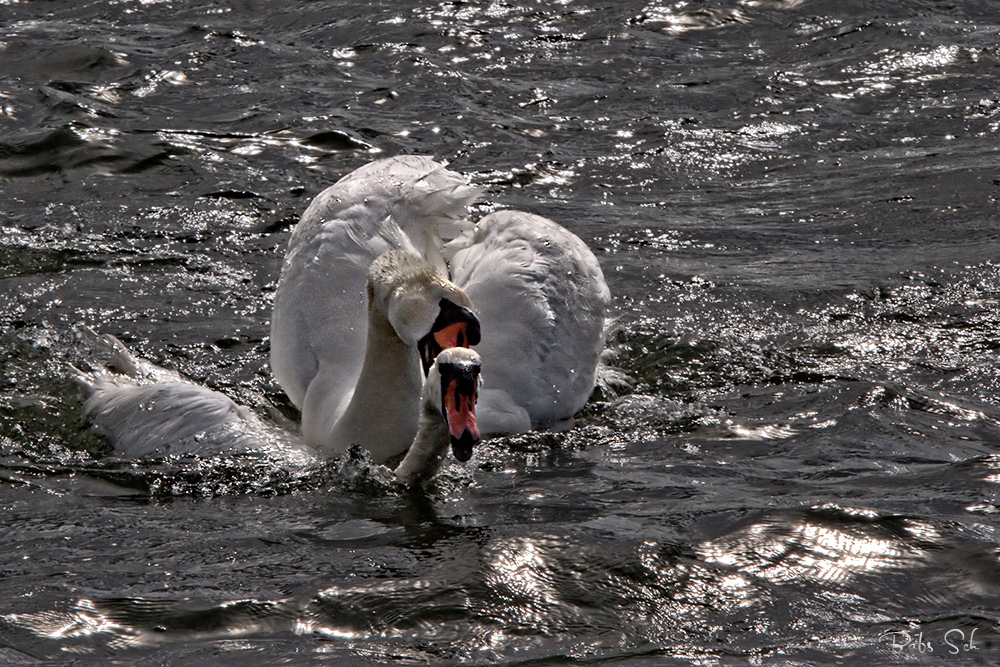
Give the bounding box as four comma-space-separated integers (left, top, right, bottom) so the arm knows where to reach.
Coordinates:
3, 0, 1000, 663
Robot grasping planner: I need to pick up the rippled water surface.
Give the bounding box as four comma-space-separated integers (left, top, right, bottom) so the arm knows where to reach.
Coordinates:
3, 0, 1000, 664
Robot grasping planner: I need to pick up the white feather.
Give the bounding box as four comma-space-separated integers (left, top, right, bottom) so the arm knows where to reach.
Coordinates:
271, 156, 479, 411
449, 210, 611, 432
78, 156, 610, 471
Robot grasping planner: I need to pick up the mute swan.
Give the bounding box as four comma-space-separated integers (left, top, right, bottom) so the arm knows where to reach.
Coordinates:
271, 155, 610, 442
78, 155, 609, 480
393, 346, 481, 486
79, 249, 481, 467
310, 248, 480, 462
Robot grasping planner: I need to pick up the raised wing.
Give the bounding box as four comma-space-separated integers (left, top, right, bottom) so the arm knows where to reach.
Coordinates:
270, 156, 479, 412
448, 211, 610, 433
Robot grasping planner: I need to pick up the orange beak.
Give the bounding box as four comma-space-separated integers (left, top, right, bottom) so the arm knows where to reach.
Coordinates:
441, 371, 480, 463
434, 321, 472, 351
418, 299, 481, 375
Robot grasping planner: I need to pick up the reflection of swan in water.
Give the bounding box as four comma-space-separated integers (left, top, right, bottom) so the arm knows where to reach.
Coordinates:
79, 156, 610, 480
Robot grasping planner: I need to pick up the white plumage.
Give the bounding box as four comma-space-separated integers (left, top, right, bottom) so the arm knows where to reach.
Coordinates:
271, 156, 479, 412
449, 210, 610, 433
76, 331, 309, 464
79, 155, 611, 473
271, 155, 610, 444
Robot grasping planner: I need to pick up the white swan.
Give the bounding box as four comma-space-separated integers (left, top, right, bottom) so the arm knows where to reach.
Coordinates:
79, 248, 482, 466
302, 248, 480, 462
78, 155, 609, 481
393, 346, 481, 486
271, 155, 610, 447
77, 322, 484, 488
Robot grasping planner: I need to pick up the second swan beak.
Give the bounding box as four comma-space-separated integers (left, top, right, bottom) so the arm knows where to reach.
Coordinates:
437, 349, 481, 462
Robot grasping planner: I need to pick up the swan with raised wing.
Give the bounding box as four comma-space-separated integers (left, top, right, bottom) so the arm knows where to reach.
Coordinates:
271, 155, 610, 450
80, 155, 610, 481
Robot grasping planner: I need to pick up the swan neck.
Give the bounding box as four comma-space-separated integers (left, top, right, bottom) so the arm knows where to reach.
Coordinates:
394, 402, 449, 486
321, 305, 423, 461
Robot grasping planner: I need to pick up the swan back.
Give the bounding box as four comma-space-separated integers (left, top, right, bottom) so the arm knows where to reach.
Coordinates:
449, 211, 610, 429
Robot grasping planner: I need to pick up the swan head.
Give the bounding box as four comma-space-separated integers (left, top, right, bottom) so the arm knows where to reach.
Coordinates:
426, 346, 482, 462
416, 297, 481, 376
367, 250, 480, 373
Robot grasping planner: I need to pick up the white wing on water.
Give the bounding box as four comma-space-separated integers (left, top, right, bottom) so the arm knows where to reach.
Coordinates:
75, 331, 309, 463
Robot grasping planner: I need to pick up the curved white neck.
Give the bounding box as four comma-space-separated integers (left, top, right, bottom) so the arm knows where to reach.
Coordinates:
306, 304, 423, 463
393, 399, 449, 486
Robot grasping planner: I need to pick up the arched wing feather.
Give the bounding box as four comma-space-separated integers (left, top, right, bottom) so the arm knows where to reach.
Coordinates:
270, 156, 480, 411
448, 211, 610, 432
